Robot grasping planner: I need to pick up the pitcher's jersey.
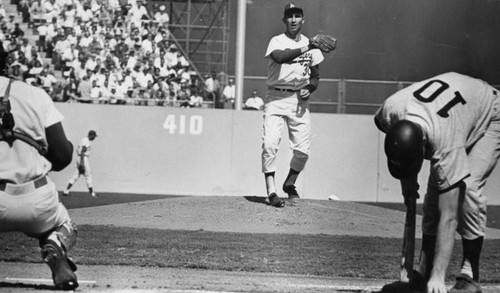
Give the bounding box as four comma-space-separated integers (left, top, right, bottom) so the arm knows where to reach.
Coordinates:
265, 33, 324, 91
375, 72, 498, 190
0, 77, 63, 184
76, 137, 91, 157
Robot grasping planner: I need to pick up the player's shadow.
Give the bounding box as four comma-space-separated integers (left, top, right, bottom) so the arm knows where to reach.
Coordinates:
244, 196, 269, 205
0, 281, 55, 291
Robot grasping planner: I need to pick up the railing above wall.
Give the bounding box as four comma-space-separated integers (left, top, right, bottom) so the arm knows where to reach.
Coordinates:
244, 76, 413, 115
244, 76, 500, 115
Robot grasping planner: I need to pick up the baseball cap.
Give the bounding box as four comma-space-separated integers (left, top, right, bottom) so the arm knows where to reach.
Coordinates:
88, 130, 97, 137
284, 3, 303, 17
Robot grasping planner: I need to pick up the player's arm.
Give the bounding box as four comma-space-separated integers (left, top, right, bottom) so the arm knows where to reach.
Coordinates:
269, 45, 310, 64
300, 65, 319, 100
80, 145, 87, 162
427, 183, 462, 293
45, 122, 73, 171
305, 65, 319, 93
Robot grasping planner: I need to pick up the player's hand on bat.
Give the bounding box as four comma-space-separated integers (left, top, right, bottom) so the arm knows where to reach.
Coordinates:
400, 177, 420, 207
299, 88, 311, 100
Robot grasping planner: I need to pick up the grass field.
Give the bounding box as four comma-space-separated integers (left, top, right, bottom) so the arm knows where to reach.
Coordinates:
1, 193, 499, 284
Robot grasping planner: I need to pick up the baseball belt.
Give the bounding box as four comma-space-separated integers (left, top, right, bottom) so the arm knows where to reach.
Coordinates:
0, 176, 48, 192
271, 87, 299, 93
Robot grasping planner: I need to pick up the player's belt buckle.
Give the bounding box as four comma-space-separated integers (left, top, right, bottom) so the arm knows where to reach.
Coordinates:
273, 87, 297, 93
0, 176, 48, 191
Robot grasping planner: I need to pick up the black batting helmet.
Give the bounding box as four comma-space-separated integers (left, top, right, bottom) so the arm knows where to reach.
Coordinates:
384, 120, 425, 179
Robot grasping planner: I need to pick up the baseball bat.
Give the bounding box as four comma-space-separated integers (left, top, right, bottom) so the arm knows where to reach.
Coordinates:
400, 195, 417, 282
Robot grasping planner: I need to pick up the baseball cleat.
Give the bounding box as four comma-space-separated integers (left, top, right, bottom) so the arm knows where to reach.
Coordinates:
91, 192, 98, 198
283, 184, 300, 201
380, 270, 426, 293
449, 274, 482, 293
268, 193, 285, 208
62, 191, 69, 197
41, 240, 79, 290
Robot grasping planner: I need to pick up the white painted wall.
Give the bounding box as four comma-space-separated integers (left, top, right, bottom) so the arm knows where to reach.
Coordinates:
50, 104, 500, 204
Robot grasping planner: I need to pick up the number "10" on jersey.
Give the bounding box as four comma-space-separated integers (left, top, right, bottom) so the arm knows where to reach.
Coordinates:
413, 79, 467, 118
163, 114, 203, 135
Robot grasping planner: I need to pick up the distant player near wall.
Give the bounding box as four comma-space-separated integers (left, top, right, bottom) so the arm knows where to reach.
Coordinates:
63, 130, 98, 198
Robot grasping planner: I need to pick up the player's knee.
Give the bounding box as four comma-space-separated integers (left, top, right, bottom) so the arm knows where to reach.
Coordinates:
262, 143, 278, 156
290, 150, 309, 171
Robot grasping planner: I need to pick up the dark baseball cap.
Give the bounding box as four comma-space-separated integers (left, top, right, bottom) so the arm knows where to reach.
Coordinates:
284, 3, 303, 17
88, 130, 97, 137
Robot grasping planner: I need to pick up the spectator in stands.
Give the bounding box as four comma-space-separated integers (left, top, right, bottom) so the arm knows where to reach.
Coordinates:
188, 89, 203, 108
6, 14, 16, 33
8, 61, 25, 81
61, 43, 77, 66
28, 48, 44, 69
0, 4, 6, 20
177, 81, 190, 106
88, 35, 104, 56
89, 79, 101, 102
125, 49, 137, 69
154, 4, 169, 25
20, 37, 32, 60
222, 78, 235, 108
61, 77, 78, 102
62, 4, 76, 30
141, 33, 153, 55
128, 0, 151, 28
20, 1, 30, 24
43, 0, 60, 22
244, 89, 264, 111
109, 84, 125, 105
98, 80, 111, 104
28, 0, 44, 29
39, 69, 58, 97
77, 75, 92, 102
53, 33, 71, 70
11, 23, 24, 39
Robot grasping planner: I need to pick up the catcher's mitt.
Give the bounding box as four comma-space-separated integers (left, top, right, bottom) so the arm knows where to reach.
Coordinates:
78, 165, 85, 174
309, 34, 337, 53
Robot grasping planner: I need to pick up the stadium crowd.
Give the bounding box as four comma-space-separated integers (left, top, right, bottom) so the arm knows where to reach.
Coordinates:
0, 0, 232, 108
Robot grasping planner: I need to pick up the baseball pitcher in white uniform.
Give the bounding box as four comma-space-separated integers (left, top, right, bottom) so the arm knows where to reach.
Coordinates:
262, 3, 328, 208
63, 130, 98, 198
375, 72, 500, 293
0, 40, 79, 290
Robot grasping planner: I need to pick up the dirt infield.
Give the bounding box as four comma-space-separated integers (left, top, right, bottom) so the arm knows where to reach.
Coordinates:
67, 196, 500, 238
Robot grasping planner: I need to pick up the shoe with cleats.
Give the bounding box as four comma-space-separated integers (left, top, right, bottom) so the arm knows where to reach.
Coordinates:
41, 240, 78, 290
268, 193, 285, 208
91, 192, 98, 198
449, 274, 482, 293
283, 184, 300, 201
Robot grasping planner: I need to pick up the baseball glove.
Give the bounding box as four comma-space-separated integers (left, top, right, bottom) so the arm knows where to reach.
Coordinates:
78, 165, 85, 174
309, 34, 337, 53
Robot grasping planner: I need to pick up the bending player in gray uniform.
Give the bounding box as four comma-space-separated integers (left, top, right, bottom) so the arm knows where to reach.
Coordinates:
262, 3, 324, 207
375, 72, 499, 293
0, 41, 79, 290
63, 130, 98, 198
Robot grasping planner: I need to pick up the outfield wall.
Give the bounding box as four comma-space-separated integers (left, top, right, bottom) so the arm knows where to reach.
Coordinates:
50, 104, 500, 204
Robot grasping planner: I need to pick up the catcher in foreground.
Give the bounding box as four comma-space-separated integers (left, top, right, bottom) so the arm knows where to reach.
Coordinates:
309, 33, 337, 53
